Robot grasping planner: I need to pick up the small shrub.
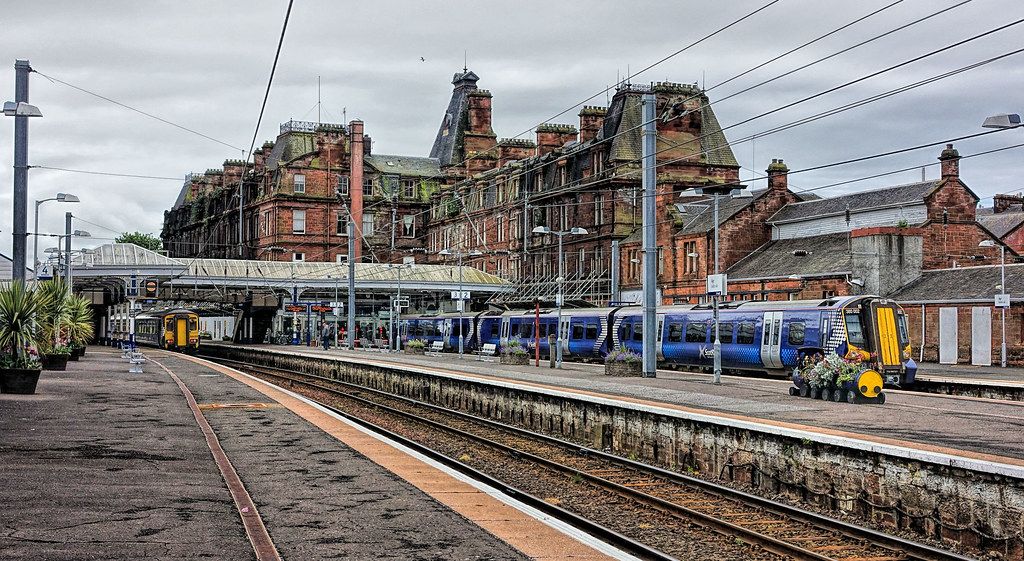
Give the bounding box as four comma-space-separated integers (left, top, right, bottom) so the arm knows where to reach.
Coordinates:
406, 339, 426, 350
605, 345, 642, 364
500, 339, 528, 357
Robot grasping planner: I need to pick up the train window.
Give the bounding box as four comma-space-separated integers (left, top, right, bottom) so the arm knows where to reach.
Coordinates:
668, 322, 683, 343
737, 322, 755, 344
719, 322, 734, 344
788, 322, 805, 345
572, 324, 584, 340
896, 312, 909, 344
632, 322, 643, 341
685, 322, 707, 343
585, 323, 598, 340
844, 312, 865, 346
188, 317, 198, 330
619, 321, 629, 341
489, 322, 499, 339
452, 323, 461, 337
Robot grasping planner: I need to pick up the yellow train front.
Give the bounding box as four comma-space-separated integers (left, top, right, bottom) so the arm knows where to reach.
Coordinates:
135, 309, 201, 353
790, 296, 916, 405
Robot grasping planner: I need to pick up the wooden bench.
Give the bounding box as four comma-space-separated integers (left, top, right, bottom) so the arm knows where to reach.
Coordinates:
424, 341, 445, 356
474, 343, 497, 362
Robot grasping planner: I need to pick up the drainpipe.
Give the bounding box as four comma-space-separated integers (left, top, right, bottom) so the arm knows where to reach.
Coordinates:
919, 303, 925, 362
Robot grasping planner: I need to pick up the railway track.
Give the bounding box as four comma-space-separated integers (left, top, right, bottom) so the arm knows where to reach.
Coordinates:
204, 355, 976, 561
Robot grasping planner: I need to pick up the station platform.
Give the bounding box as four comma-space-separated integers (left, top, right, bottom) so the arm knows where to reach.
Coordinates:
0, 347, 626, 560
228, 344, 1024, 466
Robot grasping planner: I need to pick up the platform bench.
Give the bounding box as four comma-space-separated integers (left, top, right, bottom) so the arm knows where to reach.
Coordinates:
425, 341, 445, 356
474, 343, 497, 361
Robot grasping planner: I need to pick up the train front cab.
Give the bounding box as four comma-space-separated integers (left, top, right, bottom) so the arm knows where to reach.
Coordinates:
842, 298, 916, 392
163, 312, 200, 352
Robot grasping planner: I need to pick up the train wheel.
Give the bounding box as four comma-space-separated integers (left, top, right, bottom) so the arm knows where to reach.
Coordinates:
876, 393, 886, 405
820, 388, 832, 401
832, 389, 845, 402
846, 391, 857, 405
788, 386, 799, 397
799, 384, 809, 398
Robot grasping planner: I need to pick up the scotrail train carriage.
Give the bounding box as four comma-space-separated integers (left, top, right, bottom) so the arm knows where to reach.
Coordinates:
398, 295, 916, 389
132, 309, 201, 352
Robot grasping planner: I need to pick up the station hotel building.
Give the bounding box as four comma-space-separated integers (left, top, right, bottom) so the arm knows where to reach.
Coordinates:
162, 70, 1022, 361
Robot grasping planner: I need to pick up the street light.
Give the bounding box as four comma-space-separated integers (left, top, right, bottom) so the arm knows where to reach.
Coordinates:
681, 185, 746, 384
34, 193, 80, 280
982, 114, 1022, 129
387, 262, 414, 352
531, 225, 588, 368
980, 239, 1007, 367
438, 248, 482, 357
2, 101, 42, 117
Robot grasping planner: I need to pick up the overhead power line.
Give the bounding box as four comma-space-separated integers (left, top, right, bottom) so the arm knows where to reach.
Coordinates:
32, 69, 246, 153
30, 165, 183, 181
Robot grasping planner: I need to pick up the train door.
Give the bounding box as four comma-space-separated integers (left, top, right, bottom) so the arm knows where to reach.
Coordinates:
759, 311, 783, 369
442, 318, 453, 349
175, 316, 187, 349
499, 316, 510, 347
656, 313, 666, 361
869, 301, 903, 372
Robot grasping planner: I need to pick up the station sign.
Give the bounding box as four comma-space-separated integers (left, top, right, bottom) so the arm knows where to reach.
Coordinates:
706, 274, 728, 296
310, 305, 332, 313
995, 294, 1011, 308
451, 290, 470, 300
285, 304, 305, 313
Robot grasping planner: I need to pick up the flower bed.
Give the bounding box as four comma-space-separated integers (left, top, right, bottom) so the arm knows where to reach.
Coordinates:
500, 340, 529, 365
404, 339, 426, 355
792, 352, 866, 401
605, 346, 642, 376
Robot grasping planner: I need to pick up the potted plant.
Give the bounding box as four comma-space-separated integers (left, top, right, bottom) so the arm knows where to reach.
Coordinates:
0, 281, 44, 394
404, 339, 426, 355
66, 295, 94, 358
36, 279, 73, 361
499, 340, 529, 365
604, 346, 643, 376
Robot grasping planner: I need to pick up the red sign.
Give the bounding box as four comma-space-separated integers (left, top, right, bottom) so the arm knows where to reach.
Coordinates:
285, 305, 304, 313
310, 305, 332, 313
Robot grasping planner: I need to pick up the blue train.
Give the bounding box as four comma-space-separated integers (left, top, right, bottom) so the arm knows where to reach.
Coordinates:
399, 295, 917, 388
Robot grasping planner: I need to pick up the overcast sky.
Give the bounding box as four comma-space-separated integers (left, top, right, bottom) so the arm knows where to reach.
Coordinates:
1, 0, 1022, 259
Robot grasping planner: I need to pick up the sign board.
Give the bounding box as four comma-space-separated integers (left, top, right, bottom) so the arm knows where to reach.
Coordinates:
450, 290, 470, 300
126, 275, 139, 298
285, 305, 305, 313
310, 305, 332, 313
394, 298, 410, 310
706, 274, 728, 296
329, 301, 345, 309
995, 294, 1011, 308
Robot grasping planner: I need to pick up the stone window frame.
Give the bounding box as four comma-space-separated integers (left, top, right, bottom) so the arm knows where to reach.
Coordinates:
337, 175, 349, 196
292, 209, 306, 234
401, 215, 415, 238
293, 173, 306, 194
362, 212, 375, 236
336, 210, 348, 236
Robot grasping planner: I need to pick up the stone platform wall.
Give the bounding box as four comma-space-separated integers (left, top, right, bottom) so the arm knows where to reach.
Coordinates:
201, 345, 1024, 557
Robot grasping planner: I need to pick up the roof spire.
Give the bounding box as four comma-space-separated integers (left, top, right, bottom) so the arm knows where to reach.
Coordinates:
463, 49, 467, 73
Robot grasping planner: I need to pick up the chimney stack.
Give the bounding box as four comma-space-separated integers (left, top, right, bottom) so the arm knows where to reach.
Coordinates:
766, 158, 789, 192
349, 120, 364, 261
578, 106, 606, 143
497, 138, 536, 167
938, 143, 960, 179
535, 123, 578, 157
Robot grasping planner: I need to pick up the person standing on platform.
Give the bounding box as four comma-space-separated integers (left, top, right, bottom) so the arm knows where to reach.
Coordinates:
321, 322, 332, 351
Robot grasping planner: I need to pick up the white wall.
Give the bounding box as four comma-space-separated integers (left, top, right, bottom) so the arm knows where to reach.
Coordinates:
774, 204, 927, 240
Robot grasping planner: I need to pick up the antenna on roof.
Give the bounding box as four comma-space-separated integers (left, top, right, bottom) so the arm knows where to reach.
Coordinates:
921, 166, 926, 182
463, 50, 468, 73
317, 75, 321, 125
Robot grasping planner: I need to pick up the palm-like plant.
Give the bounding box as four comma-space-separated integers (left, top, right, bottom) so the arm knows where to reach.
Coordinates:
67, 296, 95, 348
36, 278, 72, 355
0, 281, 42, 367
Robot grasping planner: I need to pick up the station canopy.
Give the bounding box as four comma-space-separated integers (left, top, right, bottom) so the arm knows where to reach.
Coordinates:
72, 243, 509, 297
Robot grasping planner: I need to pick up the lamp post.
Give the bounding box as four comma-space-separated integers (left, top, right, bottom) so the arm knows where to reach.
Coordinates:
531, 226, 588, 368
387, 262, 414, 352
48, 229, 90, 287
980, 240, 1007, 367
34, 193, 79, 280
4, 70, 44, 282
438, 248, 482, 357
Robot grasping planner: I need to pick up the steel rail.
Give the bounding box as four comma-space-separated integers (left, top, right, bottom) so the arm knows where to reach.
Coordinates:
205, 354, 977, 561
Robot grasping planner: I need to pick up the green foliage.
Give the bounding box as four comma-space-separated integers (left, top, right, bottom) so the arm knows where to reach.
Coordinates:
115, 231, 162, 251
606, 345, 642, 364
500, 339, 529, 356
67, 296, 94, 347
36, 278, 72, 354
0, 281, 42, 365
406, 339, 426, 350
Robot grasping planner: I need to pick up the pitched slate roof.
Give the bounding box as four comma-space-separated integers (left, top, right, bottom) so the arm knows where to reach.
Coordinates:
365, 154, 441, 178
769, 180, 938, 224
674, 189, 818, 235
890, 263, 1024, 302
727, 233, 853, 280
976, 210, 1024, 238
429, 71, 479, 167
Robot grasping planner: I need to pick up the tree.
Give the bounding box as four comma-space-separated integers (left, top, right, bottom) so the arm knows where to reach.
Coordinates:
116, 231, 162, 251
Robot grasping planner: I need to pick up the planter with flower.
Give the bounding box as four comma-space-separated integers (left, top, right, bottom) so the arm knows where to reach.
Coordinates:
404, 339, 426, 355
0, 281, 44, 394
605, 346, 642, 376
499, 340, 529, 365
36, 279, 75, 365
791, 351, 870, 403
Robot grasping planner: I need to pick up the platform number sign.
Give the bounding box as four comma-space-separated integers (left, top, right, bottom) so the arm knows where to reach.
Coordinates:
995, 294, 1010, 308
126, 275, 139, 298
144, 279, 159, 299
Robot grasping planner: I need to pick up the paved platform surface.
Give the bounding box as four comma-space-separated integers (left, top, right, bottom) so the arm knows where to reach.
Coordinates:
239, 344, 1024, 463
1, 347, 597, 560
917, 361, 1024, 384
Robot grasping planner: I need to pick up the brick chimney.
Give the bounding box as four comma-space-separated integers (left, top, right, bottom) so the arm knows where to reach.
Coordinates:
465, 89, 498, 173
578, 106, 606, 143
535, 123, 578, 157
348, 120, 364, 261
939, 143, 960, 179
222, 159, 246, 186
766, 158, 789, 192
497, 138, 536, 167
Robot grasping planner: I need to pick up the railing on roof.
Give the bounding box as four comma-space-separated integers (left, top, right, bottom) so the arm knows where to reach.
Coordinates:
280, 120, 346, 134
487, 267, 612, 308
